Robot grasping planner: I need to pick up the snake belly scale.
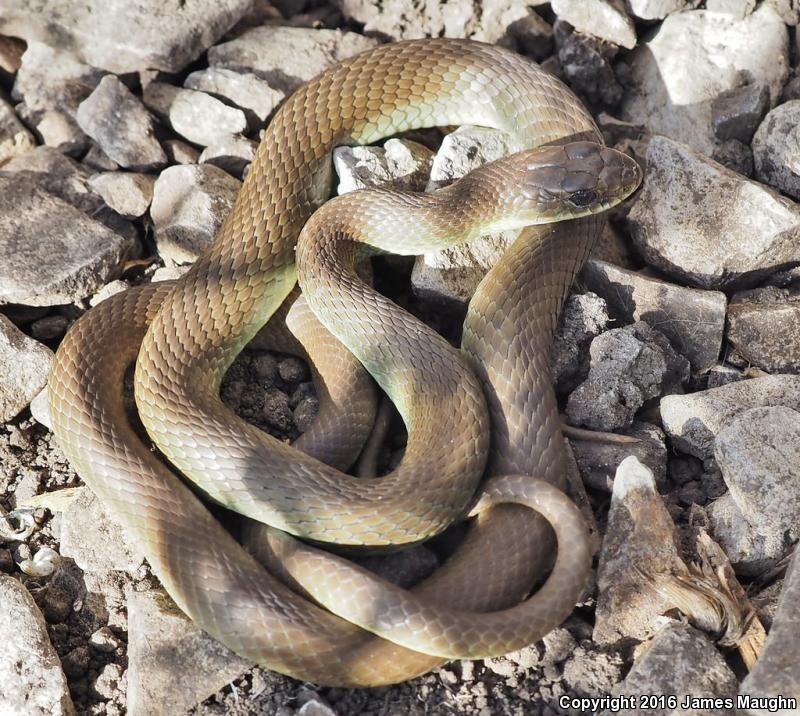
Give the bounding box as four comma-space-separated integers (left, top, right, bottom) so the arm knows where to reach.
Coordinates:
48, 39, 641, 685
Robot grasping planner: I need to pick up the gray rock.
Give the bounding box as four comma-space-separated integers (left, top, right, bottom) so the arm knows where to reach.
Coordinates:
0, 0, 252, 74
411, 126, 520, 305
594, 457, 685, 645
82, 143, 119, 172
739, 551, 800, 712
0, 576, 75, 716
0, 315, 53, 423
184, 67, 285, 130
126, 588, 252, 716
711, 81, 769, 143
199, 136, 257, 179
163, 139, 200, 165
88, 172, 155, 219
618, 6, 788, 155
551, 0, 636, 49
0, 174, 135, 305
706, 364, 745, 389
715, 406, 800, 542
12, 42, 103, 116
16, 105, 89, 156
581, 259, 726, 373
142, 82, 247, 148
625, 136, 800, 290
552, 291, 610, 395
711, 138, 754, 176
76, 75, 166, 172
707, 0, 756, 17
506, 9, 553, 61
660, 374, 800, 459
726, 287, 800, 373
753, 100, 800, 200
333, 138, 433, 194
30, 314, 70, 341
566, 322, 690, 432
626, 0, 698, 19
209, 26, 378, 94
150, 163, 240, 265
0, 33, 25, 73
602, 622, 737, 715
0, 95, 35, 165
60, 488, 143, 574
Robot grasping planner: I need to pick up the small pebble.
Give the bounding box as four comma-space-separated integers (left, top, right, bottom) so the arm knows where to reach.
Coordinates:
278, 356, 309, 383
62, 645, 91, 678
293, 396, 319, 432
252, 353, 278, 382
262, 388, 294, 433
89, 626, 123, 654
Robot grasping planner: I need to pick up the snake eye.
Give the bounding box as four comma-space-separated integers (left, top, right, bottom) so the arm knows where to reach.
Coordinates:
568, 189, 598, 208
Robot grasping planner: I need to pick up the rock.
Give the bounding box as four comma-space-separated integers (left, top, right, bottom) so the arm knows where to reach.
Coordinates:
12, 42, 103, 116
555, 22, 623, 109
740, 551, 800, 712
0, 96, 35, 166
602, 622, 738, 715
91, 663, 125, 700
88, 172, 155, 219
333, 139, 433, 194
594, 457, 685, 645
506, 9, 553, 61
82, 144, 119, 172
411, 126, 520, 305
89, 279, 130, 307
625, 136, 800, 290
0, 34, 25, 73
562, 645, 625, 698
707, 0, 757, 17
551, 0, 636, 49
0, 174, 135, 305
711, 81, 769, 143
89, 626, 123, 654
199, 136, 257, 178
142, 82, 247, 148
566, 322, 690, 432
726, 287, 800, 373
150, 163, 240, 265
0, 315, 53, 423
60, 488, 143, 574
571, 421, 667, 492
618, 6, 789, 155
715, 406, 800, 543
581, 259, 726, 373
753, 100, 800, 200
163, 139, 200, 165
30, 315, 70, 342
76, 75, 166, 172
711, 138, 754, 176
0, 0, 253, 74
706, 364, 744, 389
184, 67, 285, 130
552, 291, 610, 395
209, 26, 378, 94
16, 105, 89, 156
660, 374, 800, 459
29, 387, 52, 429
0, 576, 75, 716
262, 388, 294, 433
126, 588, 252, 716
626, 0, 698, 19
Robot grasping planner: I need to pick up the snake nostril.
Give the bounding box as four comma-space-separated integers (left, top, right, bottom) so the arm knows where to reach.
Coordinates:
567, 189, 598, 208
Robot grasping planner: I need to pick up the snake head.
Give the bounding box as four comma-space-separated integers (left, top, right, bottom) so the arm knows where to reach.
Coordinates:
505, 141, 642, 224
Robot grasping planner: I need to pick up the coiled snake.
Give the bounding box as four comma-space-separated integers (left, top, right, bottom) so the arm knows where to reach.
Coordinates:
48, 38, 641, 686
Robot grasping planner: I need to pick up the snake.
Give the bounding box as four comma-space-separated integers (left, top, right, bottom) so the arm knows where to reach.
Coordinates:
48, 38, 641, 686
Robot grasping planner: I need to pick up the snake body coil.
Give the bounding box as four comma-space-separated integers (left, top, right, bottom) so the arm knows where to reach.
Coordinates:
49, 39, 641, 686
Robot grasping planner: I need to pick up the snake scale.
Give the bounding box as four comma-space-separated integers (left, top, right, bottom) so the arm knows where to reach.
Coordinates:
48, 38, 641, 686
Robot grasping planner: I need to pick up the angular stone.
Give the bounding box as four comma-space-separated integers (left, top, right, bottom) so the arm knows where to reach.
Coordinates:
163, 139, 200, 165
566, 322, 689, 432
0, 576, 75, 716
727, 287, 800, 373
602, 622, 737, 715
208, 26, 378, 93
0, 96, 35, 166
626, 0, 698, 19
582, 259, 726, 373
711, 81, 769, 143
0, 0, 253, 74
660, 375, 800, 459
127, 588, 252, 716
0, 174, 135, 305
551, 0, 636, 49
0, 315, 53, 423
707, 0, 757, 17
333, 139, 433, 194
625, 136, 800, 290
739, 552, 800, 712
199, 136, 257, 179
16, 105, 89, 156
76, 75, 166, 172
142, 82, 247, 148
88, 172, 155, 219
753, 100, 800, 200
150, 163, 240, 265
618, 6, 789, 155
594, 457, 685, 645
0, 34, 25, 74
711, 137, 754, 176
184, 67, 284, 130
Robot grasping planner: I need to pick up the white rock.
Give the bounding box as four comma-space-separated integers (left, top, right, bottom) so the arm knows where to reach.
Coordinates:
0, 95, 35, 166
626, 0, 698, 20
333, 139, 433, 194
89, 172, 155, 218
551, 0, 636, 49
619, 6, 789, 155
199, 136, 257, 179
0, 576, 75, 715
16, 106, 89, 156
753, 100, 800, 200
29, 387, 52, 429
0, 315, 53, 423
150, 164, 241, 265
